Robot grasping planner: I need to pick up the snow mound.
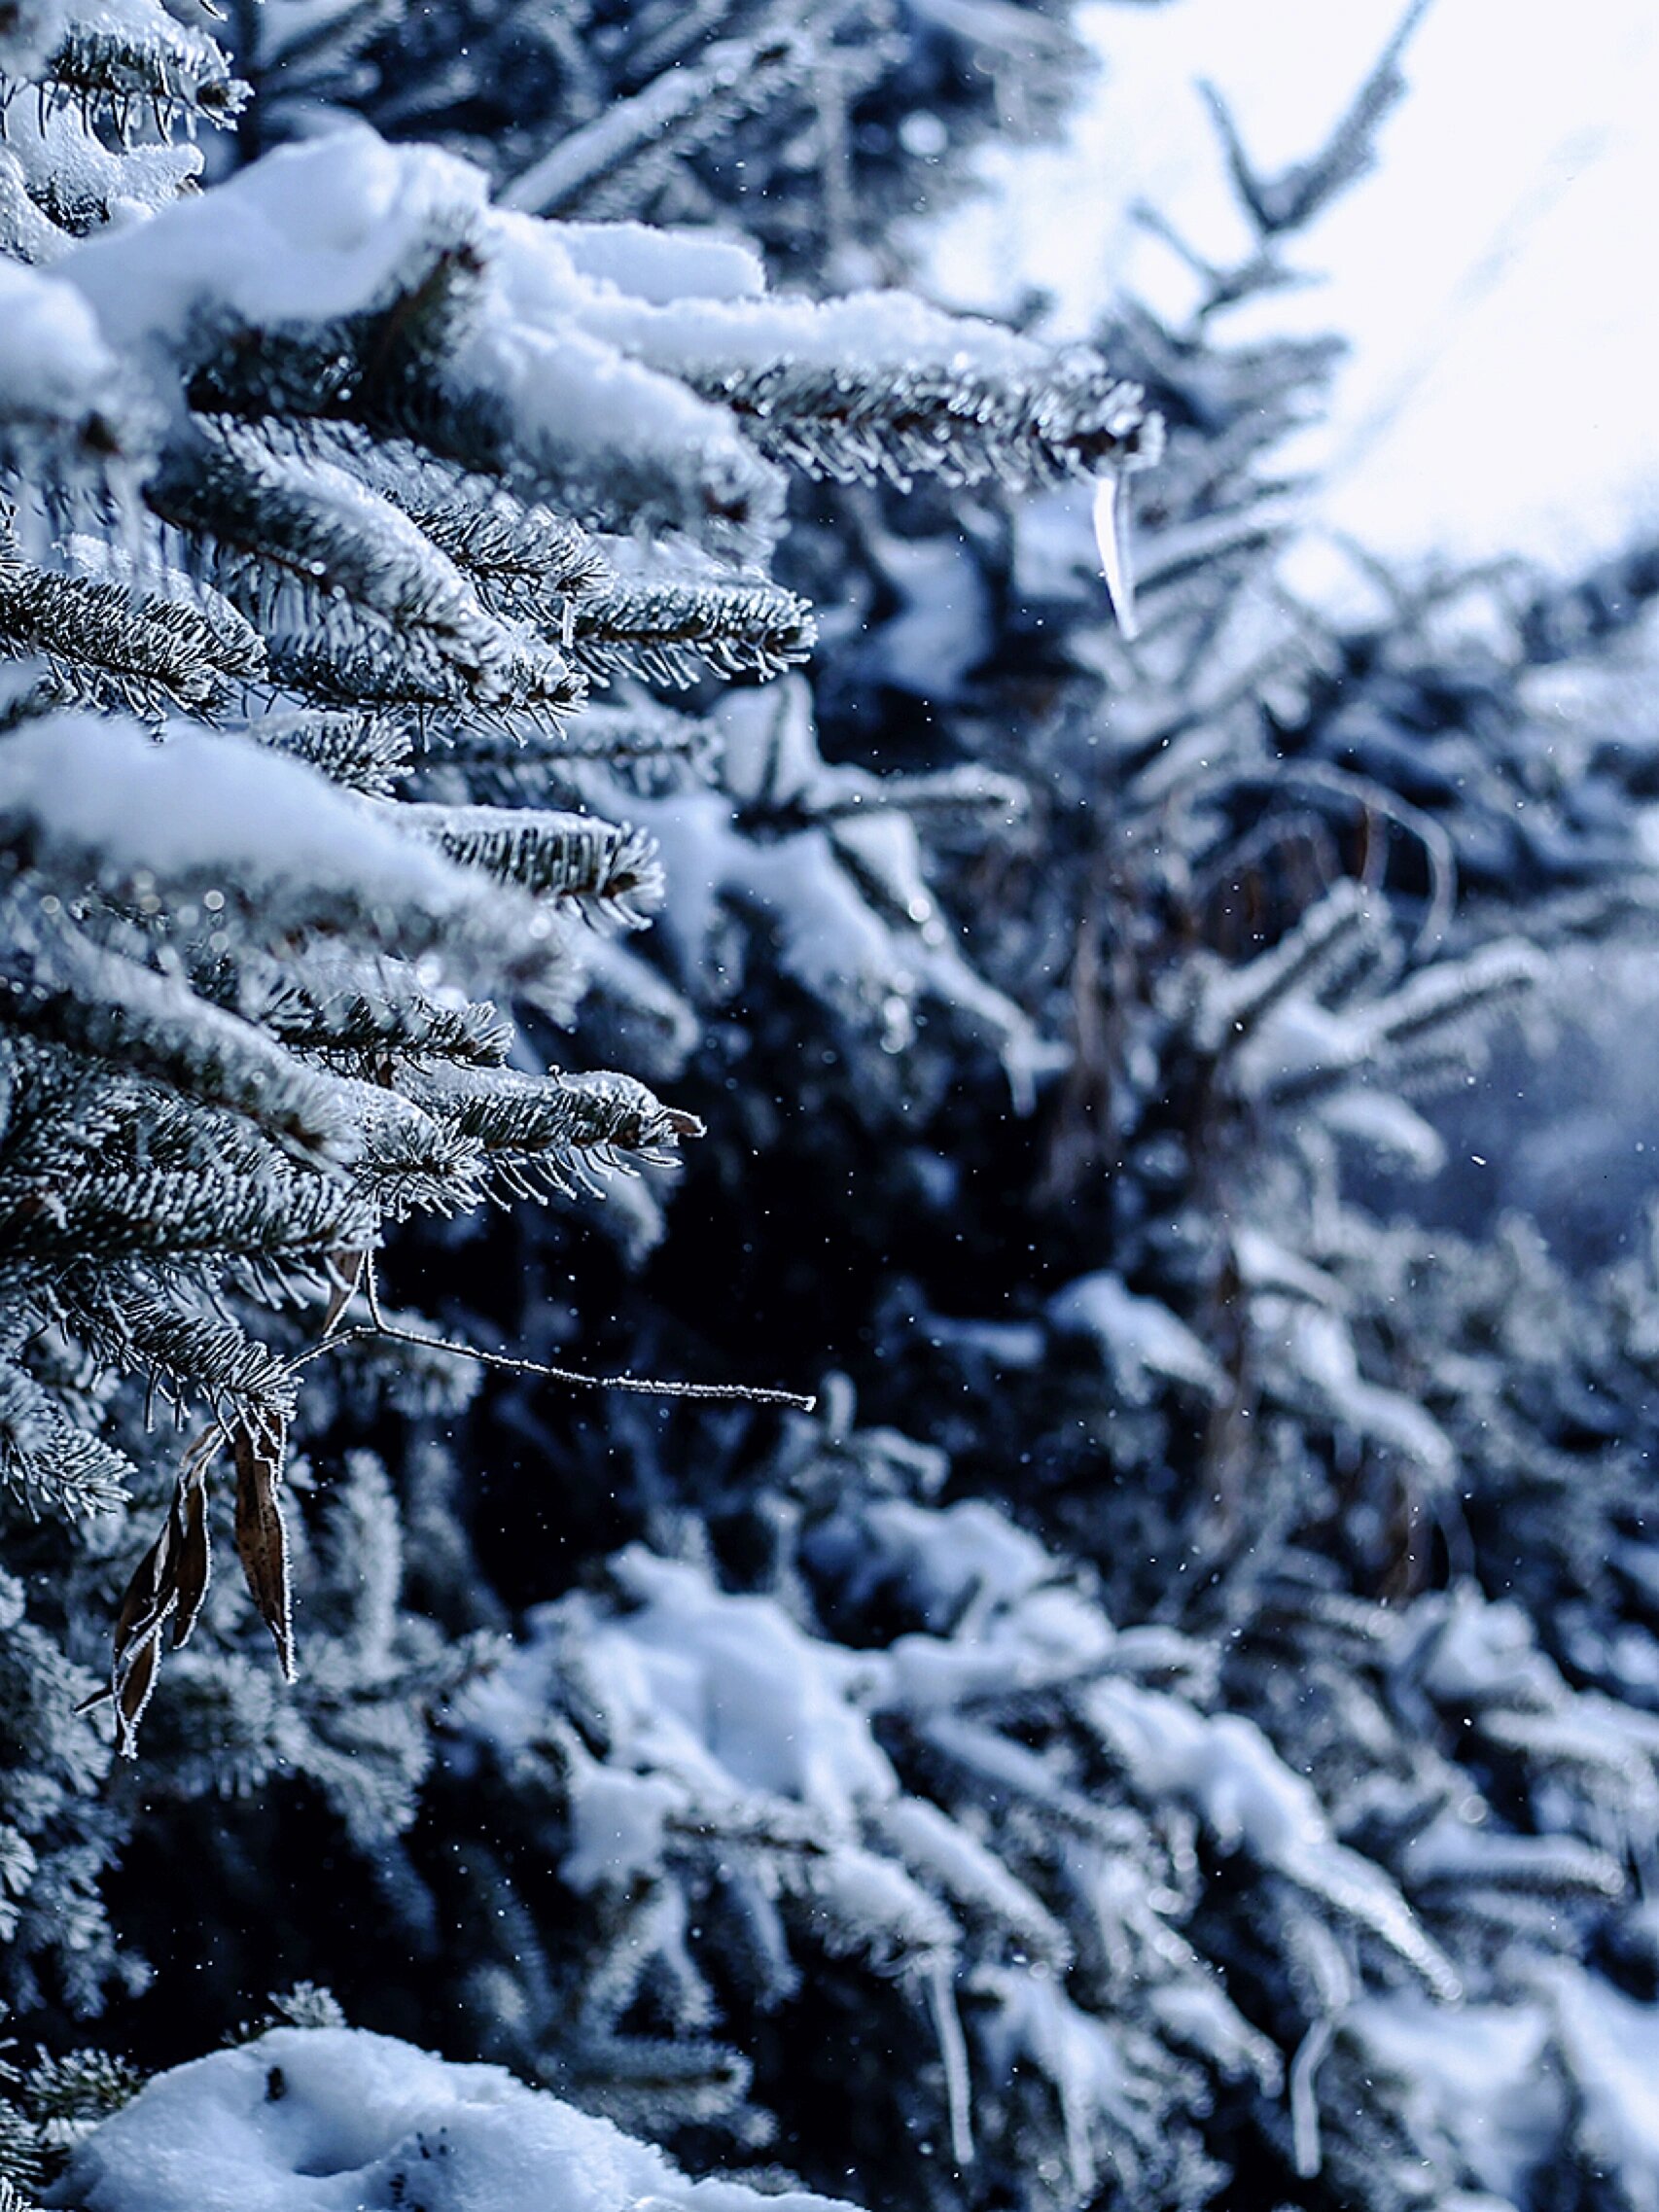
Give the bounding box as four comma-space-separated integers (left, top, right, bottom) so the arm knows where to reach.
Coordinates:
0, 716, 456, 906
1045, 1270, 1224, 1402
467, 1543, 899, 1890
0, 258, 122, 430
62, 126, 493, 344
59, 2026, 854, 2212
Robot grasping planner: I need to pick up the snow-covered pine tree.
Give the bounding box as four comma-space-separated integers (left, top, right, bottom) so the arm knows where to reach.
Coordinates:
161, 16, 1659, 2212
0, 0, 1153, 2073
12, 7, 1659, 2212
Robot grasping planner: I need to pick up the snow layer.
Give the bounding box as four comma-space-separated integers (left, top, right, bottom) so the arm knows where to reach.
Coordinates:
553, 222, 766, 305
1547, 1965, 1659, 2212
0, 716, 461, 909
1351, 1970, 1659, 2212
467, 1543, 899, 1890
57, 127, 774, 538
0, 714, 567, 980
1346, 1993, 1559, 2204
846, 1495, 1055, 1627
0, 258, 122, 429
578, 277, 1052, 384
62, 129, 492, 344
601, 1548, 892, 1816
57, 2026, 853, 2212
464, 1513, 1116, 1904
54, 121, 1131, 553
470, 1512, 1096, 1914
1085, 1679, 1460, 1998
1046, 1271, 1224, 1402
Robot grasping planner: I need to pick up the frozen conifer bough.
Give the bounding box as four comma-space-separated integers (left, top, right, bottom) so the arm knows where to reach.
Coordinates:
11, 1, 1659, 2209
58, 2029, 855, 2212
0, 0, 1156, 1764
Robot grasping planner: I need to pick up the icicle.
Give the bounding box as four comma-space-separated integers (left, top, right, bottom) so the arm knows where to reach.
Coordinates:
924, 1953, 975, 2171
1288, 2014, 1332, 2178
1091, 469, 1140, 641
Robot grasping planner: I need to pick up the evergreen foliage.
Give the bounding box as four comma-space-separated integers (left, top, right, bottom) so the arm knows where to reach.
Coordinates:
6, 4, 1659, 2212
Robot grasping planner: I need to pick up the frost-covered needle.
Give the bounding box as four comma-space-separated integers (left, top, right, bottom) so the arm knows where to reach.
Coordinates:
1092, 469, 1140, 641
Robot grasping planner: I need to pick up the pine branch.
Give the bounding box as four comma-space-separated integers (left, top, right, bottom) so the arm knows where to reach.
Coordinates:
0, 1359, 132, 1517
36, 8, 249, 140
0, 1033, 129, 1186
1199, 0, 1430, 241
182, 225, 493, 424
342, 1078, 486, 1220
357, 443, 609, 617
0, 561, 263, 715
1197, 880, 1390, 1056
0, 914, 355, 1162
0, 715, 580, 990
152, 423, 566, 717
570, 573, 815, 688
806, 764, 1030, 834
1, 1161, 374, 1267
406, 1061, 701, 1201
241, 710, 413, 797
66, 1272, 295, 1411
501, 27, 818, 219
191, 946, 513, 1069
444, 697, 711, 767
265, 627, 584, 727
1366, 938, 1543, 1089
396, 802, 663, 926
685, 351, 1159, 495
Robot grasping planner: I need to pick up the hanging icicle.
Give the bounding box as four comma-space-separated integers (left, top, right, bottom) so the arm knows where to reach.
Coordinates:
1092, 468, 1141, 640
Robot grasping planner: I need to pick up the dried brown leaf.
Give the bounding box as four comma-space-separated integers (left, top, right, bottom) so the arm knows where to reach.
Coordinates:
232, 1408, 295, 1681
112, 1522, 174, 1667
103, 1430, 224, 1750
320, 1247, 367, 1337
171, 1471, 212, 1650
115, 1633, 160, 1758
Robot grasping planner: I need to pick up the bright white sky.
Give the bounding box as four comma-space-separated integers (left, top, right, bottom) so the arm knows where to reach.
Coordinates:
927, 0, 1659, 582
